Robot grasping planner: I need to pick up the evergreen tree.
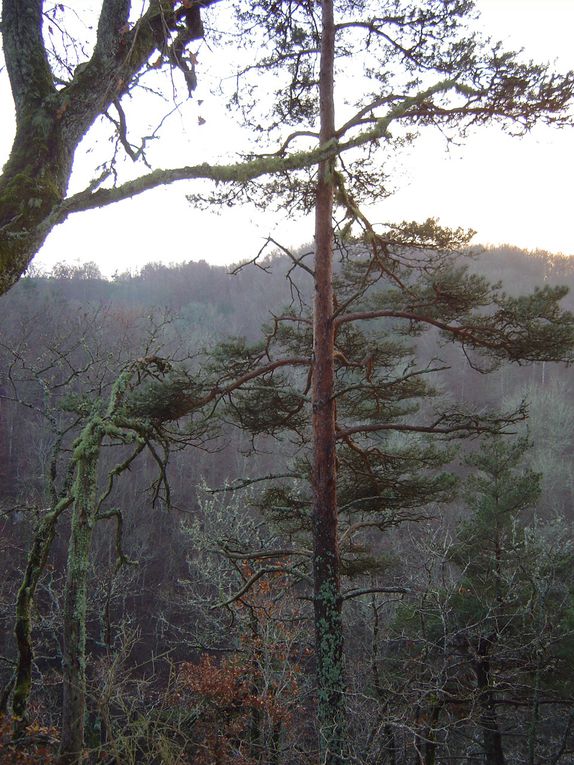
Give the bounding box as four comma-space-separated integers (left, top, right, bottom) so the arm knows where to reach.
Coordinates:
389, 436, 574, 764
208, 231, 574, 761
4, 4, 574, 764
209, 4, 574, 760
448, 436, 542, 765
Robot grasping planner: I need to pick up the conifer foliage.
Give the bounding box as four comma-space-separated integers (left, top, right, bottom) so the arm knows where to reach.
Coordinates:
203, 2, 574, 760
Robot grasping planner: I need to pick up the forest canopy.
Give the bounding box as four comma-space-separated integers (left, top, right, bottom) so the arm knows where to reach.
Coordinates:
1, 246, 574, 764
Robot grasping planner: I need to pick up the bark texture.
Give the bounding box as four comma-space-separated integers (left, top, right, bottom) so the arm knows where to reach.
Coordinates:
475, 637, 506, 765
12, 499, 72, 734
59, 429, 102, 765
311, 2, 346, 762
0, 0, 213, 294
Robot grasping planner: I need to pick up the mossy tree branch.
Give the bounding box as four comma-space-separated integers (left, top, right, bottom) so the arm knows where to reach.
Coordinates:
2, 5, 573, 294
0, 0, 220, 294
11, 496, 73, 736
5, 347, 314, 762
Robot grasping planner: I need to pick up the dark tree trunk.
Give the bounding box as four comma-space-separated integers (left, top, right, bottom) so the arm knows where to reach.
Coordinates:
0, 0, 213, 294
311, 2, 345, 763
11, 502, 70, 733
384, 723, 397, 765
422, 700, 442, 765
0, 381, 15, 497
474, 637, 506, 765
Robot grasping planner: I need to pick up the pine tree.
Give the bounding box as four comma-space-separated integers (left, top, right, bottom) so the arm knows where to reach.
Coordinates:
389, 436, 574, 763
208, 232, 574, 761
208, 4, 574, 759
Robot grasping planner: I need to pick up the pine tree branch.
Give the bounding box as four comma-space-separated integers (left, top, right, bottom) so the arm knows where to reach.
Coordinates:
50, 79, 464, 221
335, 416, 522, 439
50, 140, 341, 220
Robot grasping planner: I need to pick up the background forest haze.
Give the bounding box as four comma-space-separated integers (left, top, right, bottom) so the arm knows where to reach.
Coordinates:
2, 246, 574, 763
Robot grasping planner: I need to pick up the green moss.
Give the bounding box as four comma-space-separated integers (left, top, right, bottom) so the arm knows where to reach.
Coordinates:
12, 675, 31, 721
316, 580, 345, 707
0, 166, 62, 229
72, 418, 104, 460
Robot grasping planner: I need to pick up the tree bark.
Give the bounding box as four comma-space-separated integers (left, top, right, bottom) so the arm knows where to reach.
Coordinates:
11, 499, 71, 734
474, 637, 506, 765
311, 2, 345, 763
59, 425, 102, 765
0, 0, 210, 294
422, 700, 442, 765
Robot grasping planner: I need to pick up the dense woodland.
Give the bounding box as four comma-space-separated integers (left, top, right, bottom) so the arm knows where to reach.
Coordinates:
1, 245, 574, 764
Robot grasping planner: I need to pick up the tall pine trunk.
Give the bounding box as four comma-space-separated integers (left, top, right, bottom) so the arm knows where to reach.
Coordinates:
311, 2, 346, 762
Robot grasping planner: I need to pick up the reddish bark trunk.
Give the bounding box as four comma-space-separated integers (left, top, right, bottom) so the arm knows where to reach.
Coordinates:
311, 2, 346, 762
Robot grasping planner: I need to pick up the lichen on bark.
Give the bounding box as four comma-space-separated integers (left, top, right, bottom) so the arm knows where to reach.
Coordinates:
11, 496, 73, 735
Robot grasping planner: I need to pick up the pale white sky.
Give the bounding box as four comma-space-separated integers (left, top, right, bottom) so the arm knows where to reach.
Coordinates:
1, 0, 573, 276
379, 0, 574, 258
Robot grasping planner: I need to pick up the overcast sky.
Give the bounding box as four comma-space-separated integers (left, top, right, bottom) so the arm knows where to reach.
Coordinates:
1, 0, 573, 276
